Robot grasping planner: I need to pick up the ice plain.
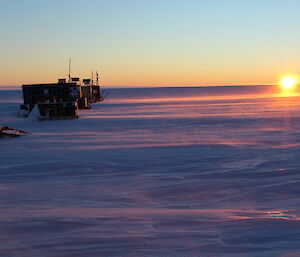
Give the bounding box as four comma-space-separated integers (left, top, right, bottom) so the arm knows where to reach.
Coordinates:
1, 85, 300, 257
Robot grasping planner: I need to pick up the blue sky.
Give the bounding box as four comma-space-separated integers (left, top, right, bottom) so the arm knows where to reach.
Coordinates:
1, 0, 300, 86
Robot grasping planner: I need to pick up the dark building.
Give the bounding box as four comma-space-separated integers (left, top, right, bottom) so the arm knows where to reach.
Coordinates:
20, 77, 104, 120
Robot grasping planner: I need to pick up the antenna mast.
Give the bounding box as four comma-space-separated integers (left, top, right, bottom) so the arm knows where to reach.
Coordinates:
96, 71, 99, 86
68, 58, 71, 82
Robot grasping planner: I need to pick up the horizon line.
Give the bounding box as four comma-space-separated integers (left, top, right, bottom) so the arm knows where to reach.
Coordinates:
0, 84, 276, 89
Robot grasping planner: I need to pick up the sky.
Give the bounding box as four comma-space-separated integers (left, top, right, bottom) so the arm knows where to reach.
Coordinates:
1, 0, 300, 87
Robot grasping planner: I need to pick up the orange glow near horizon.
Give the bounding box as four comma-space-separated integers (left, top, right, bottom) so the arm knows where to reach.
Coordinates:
0, 64, 298, 89
0, 58, 290, 87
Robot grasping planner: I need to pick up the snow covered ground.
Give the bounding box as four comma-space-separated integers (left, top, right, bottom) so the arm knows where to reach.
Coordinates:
1, 85, 300, 257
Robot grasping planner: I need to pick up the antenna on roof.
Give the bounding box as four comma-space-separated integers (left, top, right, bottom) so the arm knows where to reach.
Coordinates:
96, 71, 99, 86
68, 58, 71, 82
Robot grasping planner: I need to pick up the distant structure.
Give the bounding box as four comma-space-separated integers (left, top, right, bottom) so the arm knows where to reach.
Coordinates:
20, 62, 107, 120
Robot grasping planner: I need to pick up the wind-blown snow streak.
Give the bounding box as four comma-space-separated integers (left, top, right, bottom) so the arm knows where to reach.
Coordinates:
1, 85, 300, 257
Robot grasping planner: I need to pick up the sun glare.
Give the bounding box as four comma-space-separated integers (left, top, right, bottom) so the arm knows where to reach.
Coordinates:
280, 76, 297, 90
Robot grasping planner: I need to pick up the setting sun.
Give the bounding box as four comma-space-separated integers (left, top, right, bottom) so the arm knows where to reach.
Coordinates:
280, 76, 297, 90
